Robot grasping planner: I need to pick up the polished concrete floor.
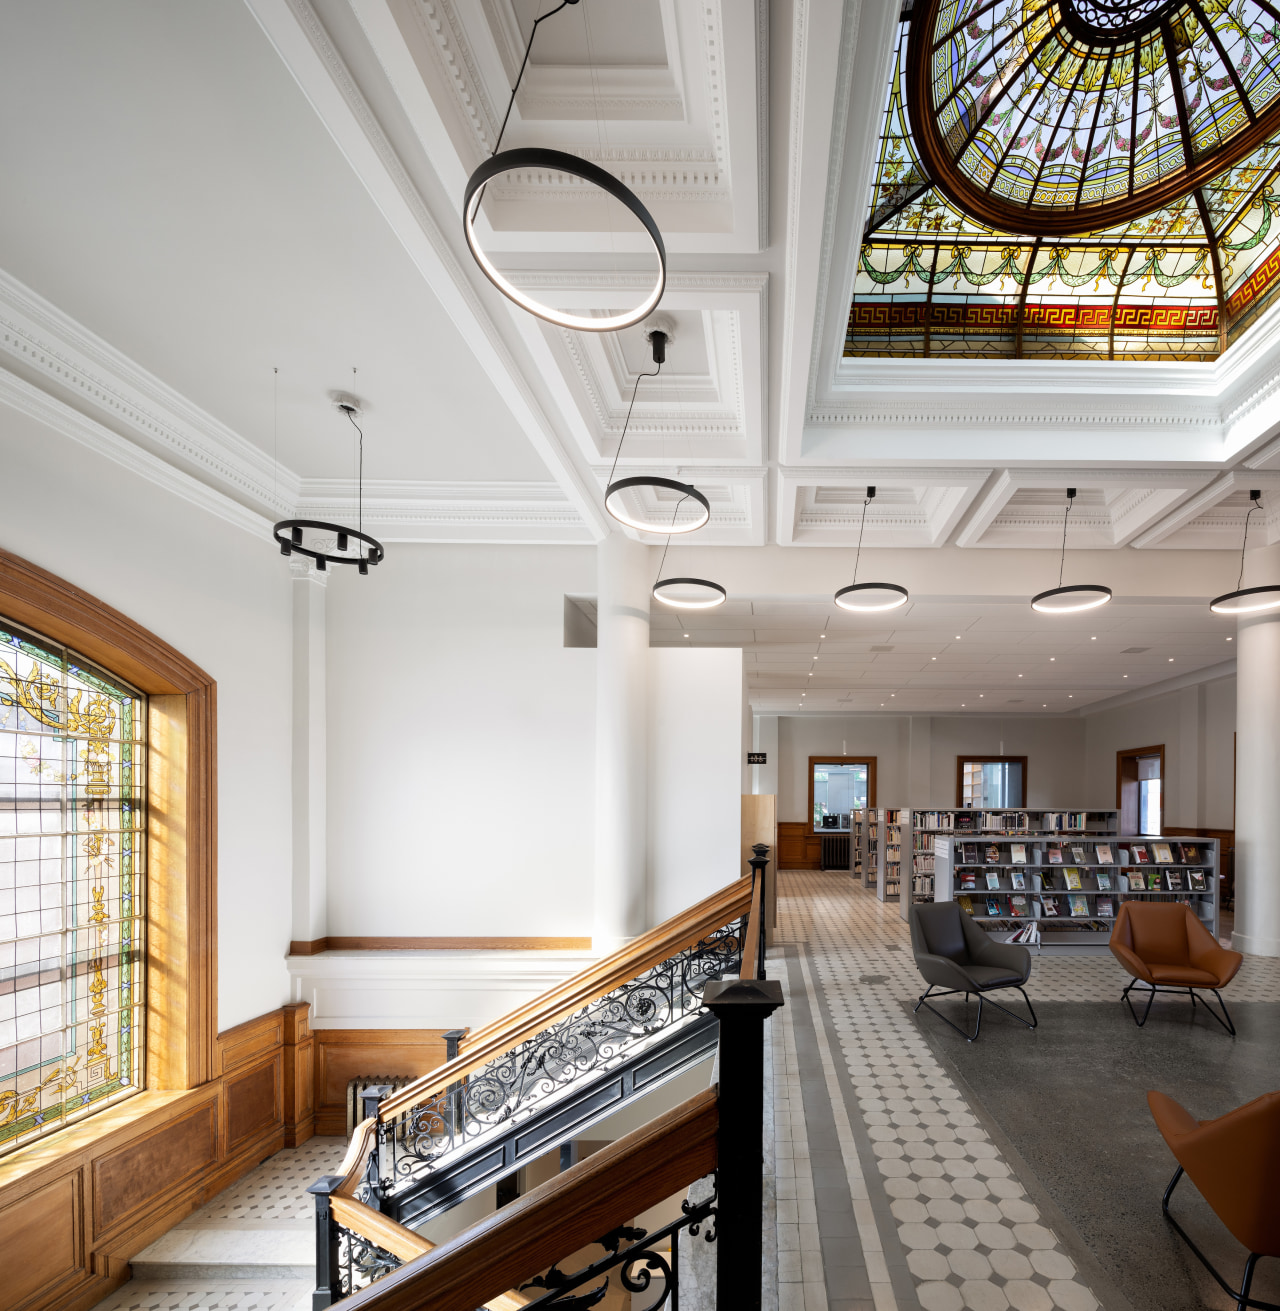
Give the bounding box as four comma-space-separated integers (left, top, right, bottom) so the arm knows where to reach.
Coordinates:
918, 1000, 1280, 1311
773, 871, 1280, 1311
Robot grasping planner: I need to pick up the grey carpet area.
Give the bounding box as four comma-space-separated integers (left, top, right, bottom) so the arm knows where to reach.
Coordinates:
914, 995, 1280, 1311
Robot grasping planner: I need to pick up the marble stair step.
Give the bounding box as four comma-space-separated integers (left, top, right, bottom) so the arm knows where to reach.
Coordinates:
129, 1227, 314, 1281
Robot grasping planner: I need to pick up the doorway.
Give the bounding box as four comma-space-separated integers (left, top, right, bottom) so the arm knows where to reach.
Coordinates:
1117, 745, 1164, 835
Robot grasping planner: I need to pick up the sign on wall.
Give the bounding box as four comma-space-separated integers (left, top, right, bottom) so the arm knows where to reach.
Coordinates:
747, 752, 767, 765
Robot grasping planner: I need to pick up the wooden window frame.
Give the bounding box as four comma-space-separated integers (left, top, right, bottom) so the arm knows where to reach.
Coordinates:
0, 547, 216, 1093
955, 756, 1029, 809
1116, 744, 1165, 835
807, 756, 877, 834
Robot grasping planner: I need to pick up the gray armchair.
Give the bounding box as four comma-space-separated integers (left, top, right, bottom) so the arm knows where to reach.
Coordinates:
909, 901, 1037, 1042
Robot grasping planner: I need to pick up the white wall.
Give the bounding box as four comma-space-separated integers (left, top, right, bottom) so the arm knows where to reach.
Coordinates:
1081, 676, 1236, 829
0, 405, 294, 1028
775, 713, 1087, 821
648, 648, 745, 923
324, 544, 597, 937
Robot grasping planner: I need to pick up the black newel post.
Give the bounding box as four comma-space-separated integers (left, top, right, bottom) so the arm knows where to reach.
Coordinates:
749, 843, 772, 969
703, 977, 785, 1311
444, 1026, 468, 1147
307, 1175, 346, 1310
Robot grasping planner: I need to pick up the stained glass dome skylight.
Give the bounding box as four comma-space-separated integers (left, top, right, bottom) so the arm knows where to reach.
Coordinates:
913, 0, 1280, 235
848, 4, 1280, 361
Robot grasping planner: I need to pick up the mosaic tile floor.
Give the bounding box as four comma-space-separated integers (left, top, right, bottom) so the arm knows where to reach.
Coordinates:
89, 1137, 347, 1311
771, 870, 1280, 1311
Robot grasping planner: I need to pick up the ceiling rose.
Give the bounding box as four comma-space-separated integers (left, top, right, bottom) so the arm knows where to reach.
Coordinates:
906, 0, 1280, 236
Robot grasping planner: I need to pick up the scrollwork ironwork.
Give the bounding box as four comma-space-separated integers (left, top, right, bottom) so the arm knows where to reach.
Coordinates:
518, 1181, 717, 1311
378, 919, 745, 1196
337, 1227, 401, 1296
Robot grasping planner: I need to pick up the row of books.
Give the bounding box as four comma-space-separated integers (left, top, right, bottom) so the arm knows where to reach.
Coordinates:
958, 893, 1202, 920
959, 868, 1209, 892
952, 840, 1205, 866
913, 810, 1114, 833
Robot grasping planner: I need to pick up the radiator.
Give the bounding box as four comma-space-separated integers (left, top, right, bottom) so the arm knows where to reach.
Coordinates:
345, 1075, 416, 1137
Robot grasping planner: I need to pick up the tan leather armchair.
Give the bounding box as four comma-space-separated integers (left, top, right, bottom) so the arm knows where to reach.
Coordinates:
1148, 1088, 1280, 1309
1109, 901, 1242, 1033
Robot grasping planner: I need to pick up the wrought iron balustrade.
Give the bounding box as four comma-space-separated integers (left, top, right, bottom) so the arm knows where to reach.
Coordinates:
369, 916, 747, 1203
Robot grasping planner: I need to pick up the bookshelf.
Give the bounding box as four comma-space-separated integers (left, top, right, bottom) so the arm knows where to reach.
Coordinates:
932, 833, 1220, 952
852, 809, 866, 883
900, 809, 1120, 922
863, 809, 907, 902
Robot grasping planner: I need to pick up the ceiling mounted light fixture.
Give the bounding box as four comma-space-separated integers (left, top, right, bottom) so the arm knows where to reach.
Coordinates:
274, 392, 384, 575
604, 330, 711, 535
1031, 489, 1111, 613
462, 0, 665, 332
835, 487, 909, 612
1211, 490, 1280, 614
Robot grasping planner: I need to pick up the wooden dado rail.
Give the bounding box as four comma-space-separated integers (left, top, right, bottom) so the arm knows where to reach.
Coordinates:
342, 1088, 719, 1311
377, 878, 754, 1123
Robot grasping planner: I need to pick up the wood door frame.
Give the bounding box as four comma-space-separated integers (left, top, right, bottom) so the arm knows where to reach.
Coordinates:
808, 756, 877, 834
955, 755, 1028, 808
1116, 744, 1165, 834
0, 547, 217, 1090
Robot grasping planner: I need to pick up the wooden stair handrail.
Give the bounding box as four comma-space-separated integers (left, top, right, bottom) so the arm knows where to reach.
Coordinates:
341, 1087, 719, 1311
328, 1167, 532, 1310
741, 873, 763, 982
377, 879, 751, 1122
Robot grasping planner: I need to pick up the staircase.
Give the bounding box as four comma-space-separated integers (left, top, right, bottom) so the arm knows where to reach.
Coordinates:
309, 869, 775, 1309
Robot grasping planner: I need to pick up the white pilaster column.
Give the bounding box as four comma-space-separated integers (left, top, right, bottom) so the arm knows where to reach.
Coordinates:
291, 560, 327, 949
593, 533, 652, 953
1233, 541, 1280, 957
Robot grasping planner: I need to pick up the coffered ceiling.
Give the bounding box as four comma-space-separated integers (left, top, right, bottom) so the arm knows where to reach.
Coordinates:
4, 0, 1280, 638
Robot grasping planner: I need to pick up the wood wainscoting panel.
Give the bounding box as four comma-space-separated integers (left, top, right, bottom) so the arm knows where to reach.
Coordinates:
1, 1171, 83, 1311
282, 1002, 315, 1147
224, 1056, 282, 1157
314, 1030, 452, 1136
778, 822, 821, 870
92, 1099, 218, 1235
216, 1010, 285, 1077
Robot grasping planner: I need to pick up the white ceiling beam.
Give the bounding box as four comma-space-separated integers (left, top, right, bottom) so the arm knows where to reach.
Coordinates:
1129, 469, 1280, 548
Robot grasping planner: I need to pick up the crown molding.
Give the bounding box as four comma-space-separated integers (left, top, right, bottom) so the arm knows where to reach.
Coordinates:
0, 363, 272, 539
0, 267, 297, 515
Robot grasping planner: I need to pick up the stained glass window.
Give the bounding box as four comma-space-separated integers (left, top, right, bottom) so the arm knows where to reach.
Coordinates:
849, 11, 1280, 360
0, 619, 145, 1155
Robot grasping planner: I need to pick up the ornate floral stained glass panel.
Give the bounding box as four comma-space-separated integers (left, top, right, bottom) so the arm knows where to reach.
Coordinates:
849, 11, 1280, 360
0, 619, 145, 1155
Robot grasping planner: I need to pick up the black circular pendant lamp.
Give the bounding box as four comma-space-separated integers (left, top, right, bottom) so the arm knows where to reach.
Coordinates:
603, 329, 711, 535
274, 398, 384, 575
834, 488, 908, 612
1211, 490, 1280, 614
463, 0, 666, 333
1031, 489, 1111, 613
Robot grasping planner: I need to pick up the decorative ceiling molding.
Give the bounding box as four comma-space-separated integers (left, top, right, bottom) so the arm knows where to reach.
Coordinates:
1129, 470, 1280, 550
0, 267, 296, 516
0, 363, 271, 540
298, 479, 591, 542
956, 469, 1216, 549
246, 0, 610, 538
777, 467, 991, 547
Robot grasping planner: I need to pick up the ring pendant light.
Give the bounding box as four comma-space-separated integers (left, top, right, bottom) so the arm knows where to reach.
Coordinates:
274, 398, 384, 575
603, 330, 711, 535
1030, 489, 1111, 613
834, 487, 909, 612
1210, 491, 1280, 614
651, 506, 725, 609
462, 0, 666, 333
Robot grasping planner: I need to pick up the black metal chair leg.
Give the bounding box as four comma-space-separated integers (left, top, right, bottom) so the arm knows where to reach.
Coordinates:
1161, 1164, 1279, 1310
1239, 1254, 1260, 1311
1123, 979, 1157, 1027
913, 985, 934, 1014
913, 985, 1038, 1042
1202, 989, 1238, 1036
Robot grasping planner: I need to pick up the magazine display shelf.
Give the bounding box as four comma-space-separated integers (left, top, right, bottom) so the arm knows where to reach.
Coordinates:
900, 810, 1120, 923
932, 833, 1220, 952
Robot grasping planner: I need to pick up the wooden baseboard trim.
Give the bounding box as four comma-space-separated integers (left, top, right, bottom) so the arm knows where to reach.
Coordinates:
289, 936, 593, 955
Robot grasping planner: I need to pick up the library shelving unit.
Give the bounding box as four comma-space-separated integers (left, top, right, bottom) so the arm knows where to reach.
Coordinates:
900, 809, 1120, 923
864, 809, 907, 902
932, 833, 1220, 952
852, 809, 866, 883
